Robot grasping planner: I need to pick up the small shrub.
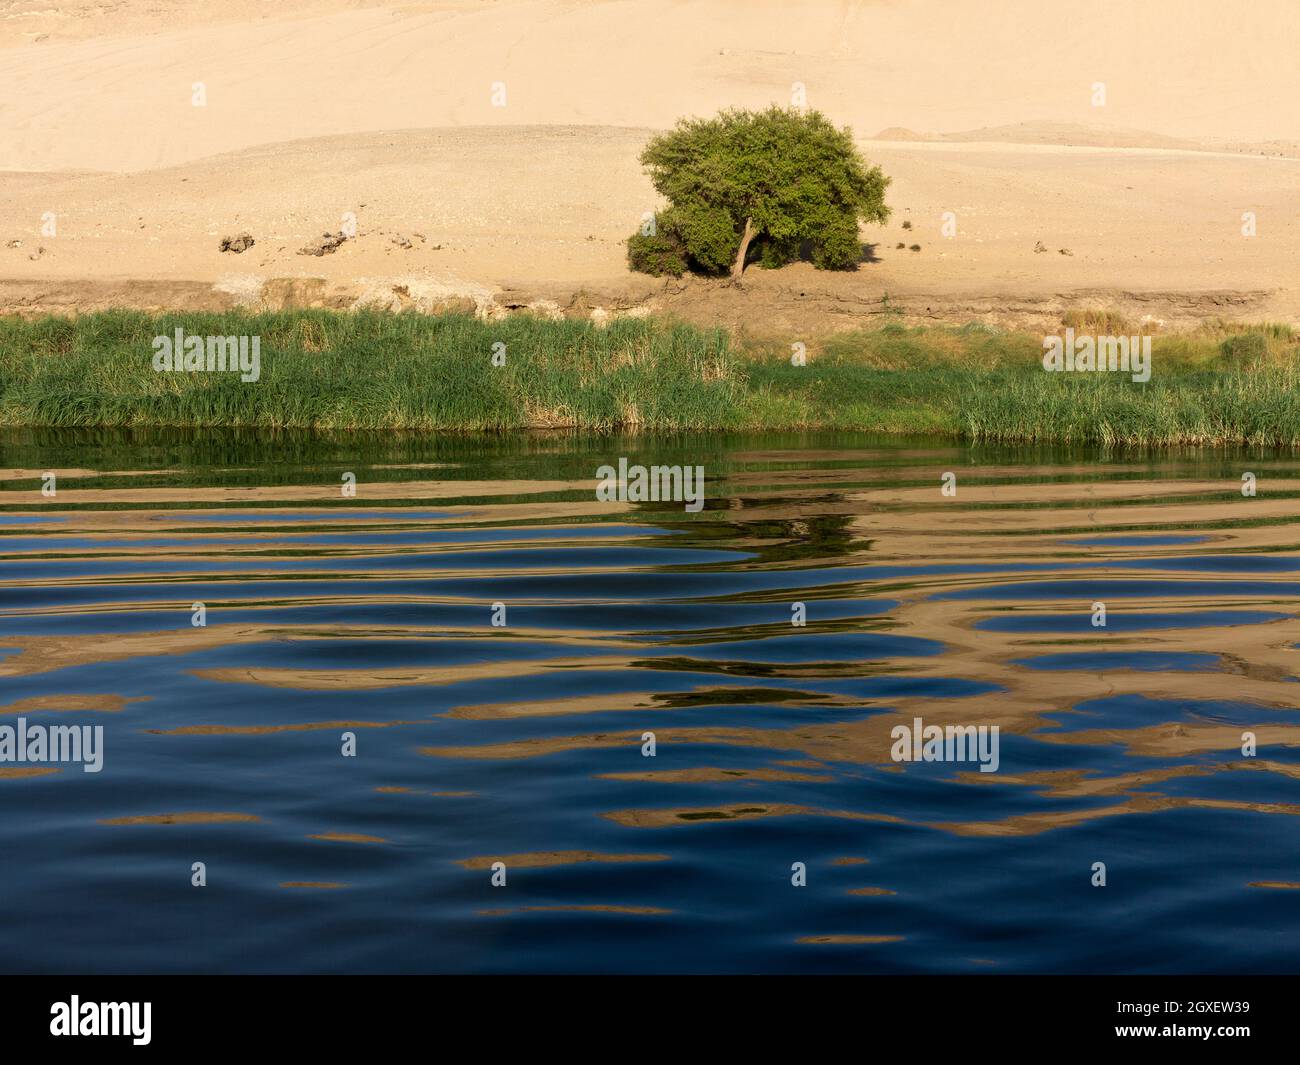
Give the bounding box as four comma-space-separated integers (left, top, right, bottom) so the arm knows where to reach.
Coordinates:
665, 204, 740, 275
757, 236, 801, 269
627, 220, 688, 277
813, 213, 868, 269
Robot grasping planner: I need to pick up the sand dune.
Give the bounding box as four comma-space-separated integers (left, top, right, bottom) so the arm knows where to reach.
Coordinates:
873, 123, 1206, 152
2, 0, 1298, 325
6, 0, 1299, 172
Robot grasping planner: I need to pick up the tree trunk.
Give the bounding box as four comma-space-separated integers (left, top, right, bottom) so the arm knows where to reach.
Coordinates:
731, 216, 755, 282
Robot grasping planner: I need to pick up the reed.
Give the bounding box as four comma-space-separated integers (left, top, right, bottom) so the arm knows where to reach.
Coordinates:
2, 310, 1298, 445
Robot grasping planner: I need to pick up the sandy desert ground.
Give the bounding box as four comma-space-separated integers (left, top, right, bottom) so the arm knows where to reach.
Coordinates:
2, 0, 1298, 331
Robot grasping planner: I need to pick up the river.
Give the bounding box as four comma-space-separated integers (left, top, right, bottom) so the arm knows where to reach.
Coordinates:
1, 428, 1297, 973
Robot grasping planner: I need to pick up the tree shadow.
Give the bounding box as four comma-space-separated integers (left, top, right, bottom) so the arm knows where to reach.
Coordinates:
797, 237, 879, 265
741, 237, 880, 274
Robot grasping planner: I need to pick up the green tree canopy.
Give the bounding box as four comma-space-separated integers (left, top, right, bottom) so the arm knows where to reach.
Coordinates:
628, 107, 890, 280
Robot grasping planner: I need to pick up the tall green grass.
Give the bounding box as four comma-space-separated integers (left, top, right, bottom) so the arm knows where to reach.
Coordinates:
739, 321, 1300, 444
0, 310, 744, 432
2, 310, 1298, 444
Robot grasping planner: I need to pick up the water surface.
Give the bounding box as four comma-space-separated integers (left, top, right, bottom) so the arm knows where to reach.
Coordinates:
2, 429, 1298, 973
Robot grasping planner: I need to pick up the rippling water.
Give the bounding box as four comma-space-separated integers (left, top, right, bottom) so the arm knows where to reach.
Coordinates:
2, 428, 1298, 974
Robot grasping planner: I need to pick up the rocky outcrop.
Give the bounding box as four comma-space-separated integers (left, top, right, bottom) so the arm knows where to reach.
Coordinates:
219, 233, 256, 254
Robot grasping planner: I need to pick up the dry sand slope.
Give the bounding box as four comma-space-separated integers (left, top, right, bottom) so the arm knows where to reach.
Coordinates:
1, 0, 1298, 329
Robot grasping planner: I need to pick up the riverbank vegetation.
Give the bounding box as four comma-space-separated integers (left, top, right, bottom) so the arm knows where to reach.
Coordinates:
1, 310, 1297, 445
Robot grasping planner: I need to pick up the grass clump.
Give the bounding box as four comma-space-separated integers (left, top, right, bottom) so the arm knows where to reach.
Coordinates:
1060, 307, 1138, 334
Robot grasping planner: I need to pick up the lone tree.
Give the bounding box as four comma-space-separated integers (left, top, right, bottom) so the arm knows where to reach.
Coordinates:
627, 106, 890, 281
